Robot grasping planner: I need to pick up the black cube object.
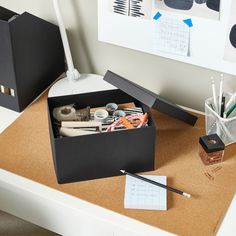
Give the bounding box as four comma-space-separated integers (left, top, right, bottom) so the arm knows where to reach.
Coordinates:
0, 6, 65, 112
48, 71, 198, 184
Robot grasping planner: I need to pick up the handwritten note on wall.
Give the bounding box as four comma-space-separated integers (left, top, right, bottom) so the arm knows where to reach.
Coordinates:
153, 16, 190, 57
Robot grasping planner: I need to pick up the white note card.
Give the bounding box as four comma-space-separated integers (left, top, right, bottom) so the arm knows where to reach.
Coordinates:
153, 16, 190, 57
124, 175, 167, 211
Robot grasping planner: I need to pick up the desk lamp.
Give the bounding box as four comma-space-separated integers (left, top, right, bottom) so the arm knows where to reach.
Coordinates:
49, 0, 114, 97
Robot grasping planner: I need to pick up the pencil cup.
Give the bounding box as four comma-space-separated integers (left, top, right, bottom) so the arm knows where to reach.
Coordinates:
205, 93, 236, 146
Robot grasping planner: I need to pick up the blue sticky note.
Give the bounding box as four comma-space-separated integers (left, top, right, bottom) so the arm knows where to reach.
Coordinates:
153, 12, 162, 21
183, 18, 193, 27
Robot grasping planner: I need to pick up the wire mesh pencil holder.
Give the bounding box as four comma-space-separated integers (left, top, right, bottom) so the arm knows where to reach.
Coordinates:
205, 93, 236, 146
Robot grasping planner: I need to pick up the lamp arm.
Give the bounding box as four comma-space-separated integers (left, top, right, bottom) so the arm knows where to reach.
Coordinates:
53, 0, 80, 81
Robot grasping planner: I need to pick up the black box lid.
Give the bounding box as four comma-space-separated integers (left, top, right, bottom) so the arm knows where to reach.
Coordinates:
103, 71, 198, 126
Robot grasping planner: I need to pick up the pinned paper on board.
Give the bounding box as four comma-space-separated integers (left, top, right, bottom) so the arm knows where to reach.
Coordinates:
111, 0, 153, 19
153, 15, 190, 57
224, 1, 236, 63
99, 0, 236, 75
153, 0, 221, 21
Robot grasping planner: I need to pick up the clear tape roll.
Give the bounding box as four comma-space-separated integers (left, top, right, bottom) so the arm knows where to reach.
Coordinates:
94, 109, 109, 123
113, 110, 126, 119
53, 105, 76, 121
106, 103, 118, 115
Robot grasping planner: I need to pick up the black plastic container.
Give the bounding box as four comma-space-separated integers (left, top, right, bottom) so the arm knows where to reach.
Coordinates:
48, 71, 198, 184
0, 6, 65, 112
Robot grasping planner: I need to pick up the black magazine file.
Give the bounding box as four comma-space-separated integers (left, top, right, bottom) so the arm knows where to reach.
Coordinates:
0, 6, 65, 112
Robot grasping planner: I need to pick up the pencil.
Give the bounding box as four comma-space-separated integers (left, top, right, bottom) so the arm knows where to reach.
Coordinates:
211, 77, 218, 114
120, 170, 191, 198
226, 103, 236, 118
218, 74, 224, 116
220, 96, 225, 118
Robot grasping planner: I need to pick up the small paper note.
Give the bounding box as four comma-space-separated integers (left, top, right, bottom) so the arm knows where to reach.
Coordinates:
124, 175, 167, 210
153, 15, 190, 57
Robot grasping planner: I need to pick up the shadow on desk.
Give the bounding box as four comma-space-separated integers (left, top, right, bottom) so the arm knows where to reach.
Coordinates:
0, 210, 59, 236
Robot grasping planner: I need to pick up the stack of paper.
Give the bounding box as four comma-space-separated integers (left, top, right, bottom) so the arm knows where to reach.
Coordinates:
124, 175, 167, 210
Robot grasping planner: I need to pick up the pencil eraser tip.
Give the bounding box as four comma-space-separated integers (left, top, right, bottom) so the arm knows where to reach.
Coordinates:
183, 193, 191, 198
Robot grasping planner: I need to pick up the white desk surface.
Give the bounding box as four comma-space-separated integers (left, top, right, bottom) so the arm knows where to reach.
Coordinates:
0, 106, 20, 134
0, 106, 235, 236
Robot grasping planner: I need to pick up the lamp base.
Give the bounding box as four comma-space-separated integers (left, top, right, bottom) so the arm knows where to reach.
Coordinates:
48, 73, 116, 97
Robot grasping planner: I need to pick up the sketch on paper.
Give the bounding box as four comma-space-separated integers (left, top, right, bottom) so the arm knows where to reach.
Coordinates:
224, 1, 236, 63
111, 0, 153, 19
111, 0, 221, 21
153, 0, 221, 21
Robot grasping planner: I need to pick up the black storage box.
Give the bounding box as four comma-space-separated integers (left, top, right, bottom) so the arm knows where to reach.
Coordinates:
48, 71, 198, 184
0, 6, 65, 112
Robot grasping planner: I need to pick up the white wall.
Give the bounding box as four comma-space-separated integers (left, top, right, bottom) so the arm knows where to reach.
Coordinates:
1, 0, 236, 111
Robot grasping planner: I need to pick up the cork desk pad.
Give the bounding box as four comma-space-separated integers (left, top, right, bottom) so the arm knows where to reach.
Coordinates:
0, 92, 236, 236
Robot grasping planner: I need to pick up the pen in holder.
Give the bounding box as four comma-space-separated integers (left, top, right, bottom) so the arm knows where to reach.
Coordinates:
205, 92, 236, 146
